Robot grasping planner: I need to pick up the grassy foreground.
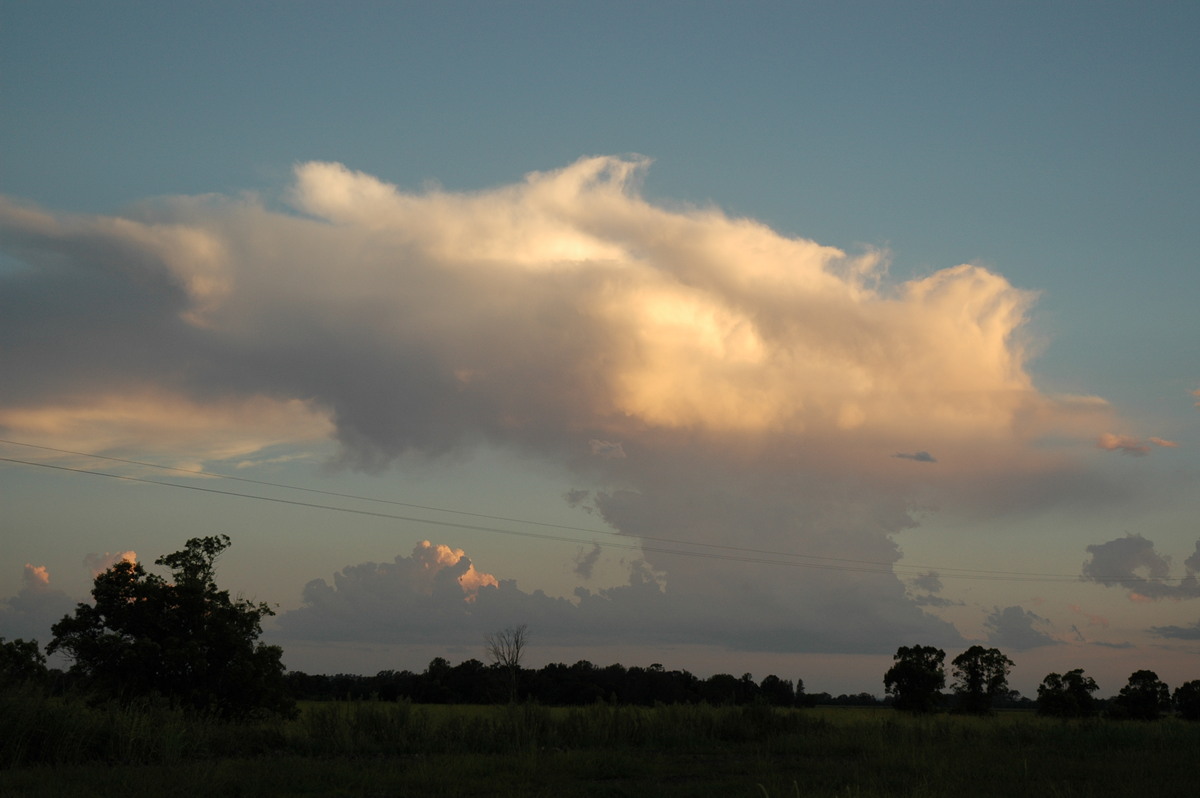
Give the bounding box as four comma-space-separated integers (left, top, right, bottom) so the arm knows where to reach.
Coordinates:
2, 692, 1199, 797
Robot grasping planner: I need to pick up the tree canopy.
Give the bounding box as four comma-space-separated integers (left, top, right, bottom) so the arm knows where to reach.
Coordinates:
1108, 670, 1171, 720
1174, 680, 1200, 721
951, 645, 1014, 714
48, 535, 294, 718
883, 645, 945, 713
0, 637, 48, 686
1036, 669, 1099, 718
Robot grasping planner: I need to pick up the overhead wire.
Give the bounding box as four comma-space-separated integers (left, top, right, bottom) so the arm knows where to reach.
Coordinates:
0, 438, 1052, 580
0, 438, 1179, 588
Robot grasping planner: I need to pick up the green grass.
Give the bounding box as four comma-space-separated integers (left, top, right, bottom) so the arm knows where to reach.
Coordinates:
3, 691, 1198, 797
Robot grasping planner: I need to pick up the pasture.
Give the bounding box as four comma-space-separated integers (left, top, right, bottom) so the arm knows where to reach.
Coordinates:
2, 691, 1198, 797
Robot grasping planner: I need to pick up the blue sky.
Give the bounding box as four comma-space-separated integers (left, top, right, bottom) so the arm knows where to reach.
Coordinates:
2, 1, 1198, 697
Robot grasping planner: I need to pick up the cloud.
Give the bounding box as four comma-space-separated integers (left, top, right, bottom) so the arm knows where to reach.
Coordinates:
84, 551, 138, 577
1, 156, 1134, 655
910, 571, 943, 593
276, 538, 961, 654
1068, 604, 1109, 628
893, 451, 936, 463
1081, 535, 1200, 600
1091, 640, 1136, 649
906, 570, 961, 607
1149, 621, 1200, 640
574, 543, 603, 579
983, 605, 1059, 650
0, 158, 1111, 468
588, 440, 626, 459
0, 564, 77, 643
1096, 433, 1176, 456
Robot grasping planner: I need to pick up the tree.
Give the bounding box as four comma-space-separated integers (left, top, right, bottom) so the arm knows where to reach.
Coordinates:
0, 637, 48, 686
1108, 669, 1171, 720
48, 535, 294, 718
883, 645, 945, 713
485, 623, 528, 703
1174, 680, 1200, 721
1036, 669, 1099, 718
759, 674, 796, 707
950, 645, 1014, 714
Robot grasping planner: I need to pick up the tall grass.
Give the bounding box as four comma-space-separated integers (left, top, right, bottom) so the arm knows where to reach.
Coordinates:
4, 687, 1199, 797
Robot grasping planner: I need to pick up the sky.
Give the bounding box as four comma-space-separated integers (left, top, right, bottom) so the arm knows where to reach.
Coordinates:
1, 1, 1198, 698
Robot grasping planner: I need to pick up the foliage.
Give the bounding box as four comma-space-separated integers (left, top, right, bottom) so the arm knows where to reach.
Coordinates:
0, 637, 48, 686
883, 644, 946, 713
1174, 680, 1200, 721
1036, 668, 1099, 718
950, 645, 1014, 714
1108, 669, 1172, 720
47, 535, 294, 718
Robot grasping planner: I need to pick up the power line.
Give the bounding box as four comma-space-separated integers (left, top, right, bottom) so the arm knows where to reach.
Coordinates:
0, 441, 1177, 587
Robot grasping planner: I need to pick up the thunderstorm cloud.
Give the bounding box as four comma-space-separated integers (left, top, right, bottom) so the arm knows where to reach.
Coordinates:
0, 156, 1138, 654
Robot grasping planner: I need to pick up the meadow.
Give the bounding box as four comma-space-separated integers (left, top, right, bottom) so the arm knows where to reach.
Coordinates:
2, 690, 1198, 797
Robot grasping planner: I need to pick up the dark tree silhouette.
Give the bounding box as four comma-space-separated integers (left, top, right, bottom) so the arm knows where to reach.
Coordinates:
48, 535, 294, 718
759, 674, 796, 707
1174, 680, 1200, 721
1036, 669, 1099, 718
485, 623, 528, 703
1108, 669, 1171, 720
0, 637, 47, 686
951, 645, 1014, 714
883, 645, 945, 713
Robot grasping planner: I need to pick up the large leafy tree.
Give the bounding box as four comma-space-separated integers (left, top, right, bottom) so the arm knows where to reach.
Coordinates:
1108, 669, 1172, 720
884, 645, 945, 713
48, 535, 294, 718
0, 637, 48, 686
951, 645, 1014, 714
1174, 680, 1200, 721
1036, 669, 1099, 718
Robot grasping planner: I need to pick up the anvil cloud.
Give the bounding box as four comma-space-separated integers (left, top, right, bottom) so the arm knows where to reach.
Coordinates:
0, 157, 1131, 655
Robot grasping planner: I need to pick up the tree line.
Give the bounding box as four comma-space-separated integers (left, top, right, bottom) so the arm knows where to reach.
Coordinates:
883, 643, 1200, 720
2, 536, 1199, 722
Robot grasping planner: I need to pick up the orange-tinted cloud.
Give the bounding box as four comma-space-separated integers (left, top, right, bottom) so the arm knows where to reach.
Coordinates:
0, 158, 1144, 654
412, 540, 498, 601
84, 551, 138, 577
22, 564, 50, 589
1097, 433, 1150, 456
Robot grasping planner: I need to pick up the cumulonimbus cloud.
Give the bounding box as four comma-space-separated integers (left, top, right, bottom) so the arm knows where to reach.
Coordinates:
0, 156, 1143, 653
0, 157, 1116, 467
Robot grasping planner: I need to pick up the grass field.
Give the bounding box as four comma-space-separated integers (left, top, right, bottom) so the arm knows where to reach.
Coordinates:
3, 692, 1198, 797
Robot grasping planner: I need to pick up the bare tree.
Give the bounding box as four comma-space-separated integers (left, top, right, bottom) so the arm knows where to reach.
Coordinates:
485, 624, 528, 703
